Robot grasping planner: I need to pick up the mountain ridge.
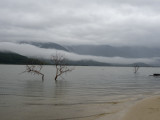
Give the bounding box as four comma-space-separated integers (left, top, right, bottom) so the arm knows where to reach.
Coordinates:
0, 51, 151, 67
19, 41, 68, 51
18, 41, 160, 58
66, 45, 160, 58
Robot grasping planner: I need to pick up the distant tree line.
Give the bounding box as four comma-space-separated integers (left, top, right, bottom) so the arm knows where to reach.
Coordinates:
0, 52, 43, 65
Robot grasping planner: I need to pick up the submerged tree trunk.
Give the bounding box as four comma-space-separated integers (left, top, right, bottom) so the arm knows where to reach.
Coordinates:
22, 65, 44, 81
55, 75, 58, 81
51, 53, 74, 81
134, 65, 139, 73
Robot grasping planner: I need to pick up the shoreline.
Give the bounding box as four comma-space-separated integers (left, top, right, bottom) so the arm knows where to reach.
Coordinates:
121, 95, 160, 120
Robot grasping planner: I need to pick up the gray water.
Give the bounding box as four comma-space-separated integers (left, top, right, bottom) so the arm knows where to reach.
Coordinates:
1, 65, 160, 120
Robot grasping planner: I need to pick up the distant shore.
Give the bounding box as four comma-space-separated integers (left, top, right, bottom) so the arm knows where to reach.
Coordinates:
122, 96, 160, 120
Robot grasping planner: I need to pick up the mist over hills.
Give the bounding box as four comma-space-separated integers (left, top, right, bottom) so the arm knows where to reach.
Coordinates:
19, 41, 68, 51
0, 52, 150, 66
66, 45, 160, 58
0, 41, 160, 66
19, 41, 160, 58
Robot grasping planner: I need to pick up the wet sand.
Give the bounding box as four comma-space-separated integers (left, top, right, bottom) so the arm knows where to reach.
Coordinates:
122, 96, 160, 120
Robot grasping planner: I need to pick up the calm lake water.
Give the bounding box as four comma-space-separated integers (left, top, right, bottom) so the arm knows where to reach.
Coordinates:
1, 65, 160, 120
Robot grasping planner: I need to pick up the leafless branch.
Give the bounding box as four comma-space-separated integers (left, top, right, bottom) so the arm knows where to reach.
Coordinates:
22, 62, 44, 81
51, 53, 74, 81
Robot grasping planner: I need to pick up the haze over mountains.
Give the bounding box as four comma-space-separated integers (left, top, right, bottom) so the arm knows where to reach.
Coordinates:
20, 41, 160, 58
19, 41, 69, 51
0, 41, 159, 66
66, 45, 160, 58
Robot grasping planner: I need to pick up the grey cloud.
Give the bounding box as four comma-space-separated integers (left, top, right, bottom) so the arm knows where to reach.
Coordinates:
0, 0, 160, 46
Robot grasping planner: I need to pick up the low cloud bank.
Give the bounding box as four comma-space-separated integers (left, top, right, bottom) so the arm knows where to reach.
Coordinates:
0, 42, 158, 65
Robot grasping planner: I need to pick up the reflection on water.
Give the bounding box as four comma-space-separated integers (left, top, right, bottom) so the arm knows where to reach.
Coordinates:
1, 65, 160, 120
53, 80, 69, 98
23, 80, 44, 97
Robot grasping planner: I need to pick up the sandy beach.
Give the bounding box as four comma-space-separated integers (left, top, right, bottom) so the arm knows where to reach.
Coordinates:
122, 96, 160, 120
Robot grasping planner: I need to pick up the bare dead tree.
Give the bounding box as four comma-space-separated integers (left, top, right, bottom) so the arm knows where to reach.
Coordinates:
134, 64, 139, 73
22, 63, 44, 81
51, 53, 74, 81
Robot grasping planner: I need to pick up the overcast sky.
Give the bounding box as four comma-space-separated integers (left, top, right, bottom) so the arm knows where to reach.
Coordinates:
0, 0, 160, 46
